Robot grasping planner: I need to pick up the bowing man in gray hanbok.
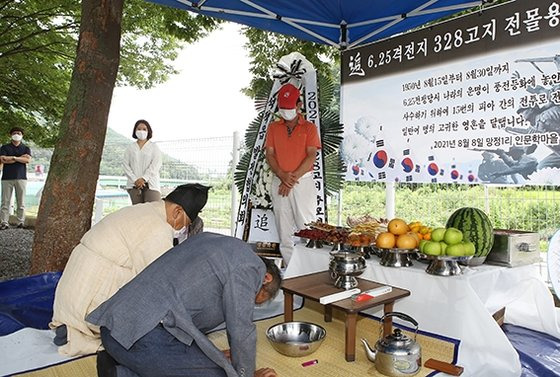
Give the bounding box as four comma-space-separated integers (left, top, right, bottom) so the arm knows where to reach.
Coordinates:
87, 232, 281, 377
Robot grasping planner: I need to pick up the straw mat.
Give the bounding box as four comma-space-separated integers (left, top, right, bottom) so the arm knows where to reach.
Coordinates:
13, 355, 96, 377
210, 300, 459, 377
14, 301, 458, 377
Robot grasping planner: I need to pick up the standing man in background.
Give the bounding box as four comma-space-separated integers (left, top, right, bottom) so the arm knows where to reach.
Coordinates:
265, 83, 321, 265
0, 127, 31, 230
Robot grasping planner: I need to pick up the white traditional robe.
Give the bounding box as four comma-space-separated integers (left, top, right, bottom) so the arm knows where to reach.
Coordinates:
51, 201, 174, 356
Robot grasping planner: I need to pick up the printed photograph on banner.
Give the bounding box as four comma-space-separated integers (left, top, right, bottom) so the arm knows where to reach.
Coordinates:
341, 0, 560, 185
342, 43, 560, 185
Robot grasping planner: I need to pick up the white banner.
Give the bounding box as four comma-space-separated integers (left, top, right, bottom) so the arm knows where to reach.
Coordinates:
247, 208, 279, 243
341, 0, 560, 185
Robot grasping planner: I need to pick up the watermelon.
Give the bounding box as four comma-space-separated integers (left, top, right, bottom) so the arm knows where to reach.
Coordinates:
446, 207, 494, 257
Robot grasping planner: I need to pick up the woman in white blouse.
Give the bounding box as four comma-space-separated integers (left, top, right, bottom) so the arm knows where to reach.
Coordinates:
123, 120, 162, 204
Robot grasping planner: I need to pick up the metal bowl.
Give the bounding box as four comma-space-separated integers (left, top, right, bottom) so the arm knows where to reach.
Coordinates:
266, 322, 326, 357
306, 239, 324, 249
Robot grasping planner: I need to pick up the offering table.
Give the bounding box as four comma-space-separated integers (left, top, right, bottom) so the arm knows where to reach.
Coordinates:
284, 243, 560, 377
281, 271, 410, 361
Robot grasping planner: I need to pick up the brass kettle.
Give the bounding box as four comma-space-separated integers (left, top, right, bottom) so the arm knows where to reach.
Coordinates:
361, 312, 421, 377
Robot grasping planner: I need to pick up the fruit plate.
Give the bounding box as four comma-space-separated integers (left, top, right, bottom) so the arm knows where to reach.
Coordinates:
372, 246, 418, 255
416, 253, 473, 276
416, 252, 473, 262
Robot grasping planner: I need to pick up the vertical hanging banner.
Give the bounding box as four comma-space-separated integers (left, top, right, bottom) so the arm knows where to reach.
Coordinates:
341, 0, 560, 185
235, 52, 326, 240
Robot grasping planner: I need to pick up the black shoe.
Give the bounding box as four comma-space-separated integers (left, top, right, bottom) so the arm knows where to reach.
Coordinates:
53, 325, 68, 346
16, 223, 25, 229
96, 351, 118, 377
0, 223, 8, 230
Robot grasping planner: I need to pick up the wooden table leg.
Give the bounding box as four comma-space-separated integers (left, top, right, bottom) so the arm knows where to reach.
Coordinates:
383, 302, 394, 337
284, 291, 293, 322
324, 304, 333, 322
345, 312, 357, 362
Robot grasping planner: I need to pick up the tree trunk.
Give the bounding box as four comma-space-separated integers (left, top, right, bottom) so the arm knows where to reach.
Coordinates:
30, 0, 124, 273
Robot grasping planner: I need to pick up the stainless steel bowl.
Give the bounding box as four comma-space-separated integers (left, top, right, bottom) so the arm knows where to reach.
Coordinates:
266, 322, 326, 357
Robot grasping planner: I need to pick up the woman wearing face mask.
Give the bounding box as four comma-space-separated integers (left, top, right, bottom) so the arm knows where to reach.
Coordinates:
123, 119, 162, 204
51, 183, 210, 356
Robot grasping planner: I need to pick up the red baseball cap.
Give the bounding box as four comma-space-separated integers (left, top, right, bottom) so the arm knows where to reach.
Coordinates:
277, 84, 300, 109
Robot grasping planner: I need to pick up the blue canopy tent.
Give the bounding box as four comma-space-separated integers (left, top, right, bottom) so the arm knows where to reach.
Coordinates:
149, 0, 486, 49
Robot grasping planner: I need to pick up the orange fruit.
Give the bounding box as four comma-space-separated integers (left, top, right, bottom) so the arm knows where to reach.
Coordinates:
396, 234, 417, 249
376, 232, 396, 249
407, 232, 420, 247
419, 226, 430, 235
388, 218, 409, 235
424, 233, 431, 240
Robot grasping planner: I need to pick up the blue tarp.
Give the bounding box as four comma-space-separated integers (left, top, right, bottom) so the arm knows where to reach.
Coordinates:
503, 324, 560, 377
148, 0, 483, 49
1, 272, 559, 377
0, 272, 60, 336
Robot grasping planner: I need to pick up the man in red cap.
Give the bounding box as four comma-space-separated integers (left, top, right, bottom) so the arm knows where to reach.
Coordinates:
265, 83, 321, 264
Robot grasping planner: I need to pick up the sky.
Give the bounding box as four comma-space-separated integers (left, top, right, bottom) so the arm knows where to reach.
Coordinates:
107, 23, 257, 142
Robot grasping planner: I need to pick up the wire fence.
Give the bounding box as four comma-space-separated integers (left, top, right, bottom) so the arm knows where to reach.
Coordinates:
330, 183, 560, 250
95, 136, 236, 233
23, 136, 560, 253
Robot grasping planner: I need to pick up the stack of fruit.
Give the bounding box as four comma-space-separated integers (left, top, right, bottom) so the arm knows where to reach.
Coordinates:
446, 207, 494, 260
375, 218, 421, 250
419, 227, 476, 257
407, 221, 433, 241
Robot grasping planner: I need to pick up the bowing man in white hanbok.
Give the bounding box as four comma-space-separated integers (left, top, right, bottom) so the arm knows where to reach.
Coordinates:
51, 184, 210, 356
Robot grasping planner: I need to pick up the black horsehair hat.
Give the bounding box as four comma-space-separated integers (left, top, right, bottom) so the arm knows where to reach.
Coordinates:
165, 183, 210, 221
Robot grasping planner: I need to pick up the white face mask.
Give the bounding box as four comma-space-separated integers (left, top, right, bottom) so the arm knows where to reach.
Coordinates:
174, 226, 187, 238
279, 109, 297, 121
135, 130, 148, 140
11, 134, 23, 142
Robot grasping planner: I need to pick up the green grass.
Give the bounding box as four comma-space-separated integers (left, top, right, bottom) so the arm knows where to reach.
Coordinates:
24, 181, 560, 252
328, 183, 559, 252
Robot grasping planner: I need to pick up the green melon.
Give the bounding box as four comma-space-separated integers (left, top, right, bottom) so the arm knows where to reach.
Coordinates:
446, 207, 494, 257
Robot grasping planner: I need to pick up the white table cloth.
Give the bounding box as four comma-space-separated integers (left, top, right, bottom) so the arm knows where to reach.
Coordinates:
284, 243, 560, 377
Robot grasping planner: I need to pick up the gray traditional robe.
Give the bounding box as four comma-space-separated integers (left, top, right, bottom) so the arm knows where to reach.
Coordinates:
87, 232, 265, 377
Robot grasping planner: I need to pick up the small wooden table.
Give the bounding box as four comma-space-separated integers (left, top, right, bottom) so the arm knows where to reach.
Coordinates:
281, 271, 411, 362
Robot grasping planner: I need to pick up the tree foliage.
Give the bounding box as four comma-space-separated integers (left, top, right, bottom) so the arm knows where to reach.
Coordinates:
241, 28, 339, 99
0, 0, 220, 147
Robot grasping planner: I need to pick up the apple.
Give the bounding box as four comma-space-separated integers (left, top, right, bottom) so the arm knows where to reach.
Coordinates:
439, 242, 448, 255
419, 239, 428, 253
423, 241, 441, 256
444, 227, 463, 245
431, 228, 446, 242
463, 241, 476, 256
446, 243, 466, 256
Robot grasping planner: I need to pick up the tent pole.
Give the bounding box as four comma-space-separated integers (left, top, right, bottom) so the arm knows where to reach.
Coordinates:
231, 131, 241, 236
385, 181, 396, 220
337, 189, 343, 226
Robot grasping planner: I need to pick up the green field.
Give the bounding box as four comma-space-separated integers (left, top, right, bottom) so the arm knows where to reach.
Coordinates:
24, 181, 559, 252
